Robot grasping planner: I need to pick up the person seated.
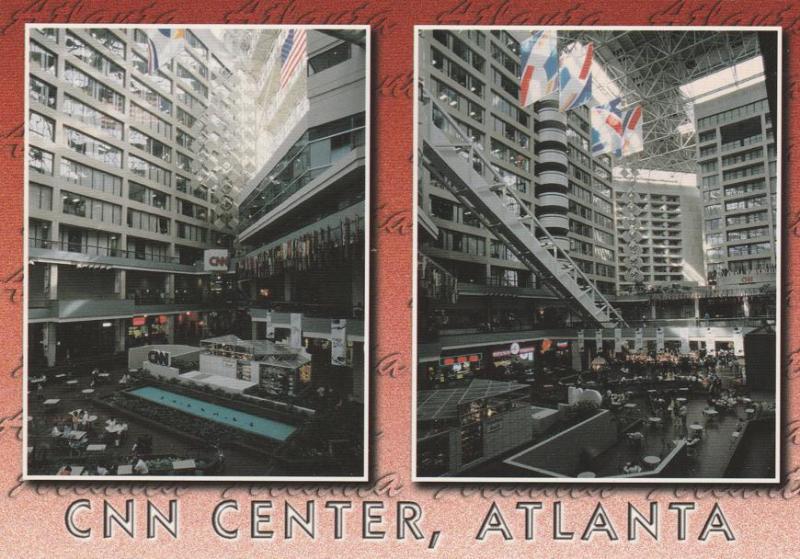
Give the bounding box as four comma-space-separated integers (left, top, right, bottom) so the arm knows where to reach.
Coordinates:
51, 424, 62, 437
57, 465, 72, 476
96, 464, 109, 476
133, 457, 149, 475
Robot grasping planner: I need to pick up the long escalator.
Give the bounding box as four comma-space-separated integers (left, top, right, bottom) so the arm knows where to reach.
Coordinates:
418, 86, 627, 328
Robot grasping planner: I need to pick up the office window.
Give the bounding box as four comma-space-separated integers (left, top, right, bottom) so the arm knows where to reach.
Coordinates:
129, 181, 170, 210
64, 127, 122, 168
176, 175, 190, 193
130, 128, 172, 162
65, 32, 125, 85
128, 208, 170, 234
430, 196, 455, 221
177, 198, 208, 221
176, 129, 194, 151
177, 86, 203, 110
63, 63, 125, 113
309, 42, 351, 75
62, 190, 122, 224
60, 158, 122, 196
176, 64, 208, 98
130, 77, 172, 115
88, 28, 126, 59
185, 30, 209, 59
29, 183, 53, 211
29, 76, 56, 108
128, 154, 171, 187
63, 95, 124, 140
36, 28, 58, 43
29, 146, 53, 175
176, 152, 193, 172
177, 107, 196, 128
130, 103, 172, 139
177, 221, 207, 242
30, 42, 57, 75
29, 111, 55, 141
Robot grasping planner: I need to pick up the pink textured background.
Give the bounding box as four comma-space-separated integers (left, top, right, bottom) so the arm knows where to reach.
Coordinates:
0, 0, 798, 556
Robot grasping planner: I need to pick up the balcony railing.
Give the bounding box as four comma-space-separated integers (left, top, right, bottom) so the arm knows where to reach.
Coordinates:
30, 238, 182, 265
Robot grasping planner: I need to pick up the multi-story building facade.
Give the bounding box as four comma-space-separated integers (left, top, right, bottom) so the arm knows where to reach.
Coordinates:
235, 30, 367, 401
27, 27, 254, 367
694, 81, 777, 289
417, 28, 617, 336
614, 176, 706, 293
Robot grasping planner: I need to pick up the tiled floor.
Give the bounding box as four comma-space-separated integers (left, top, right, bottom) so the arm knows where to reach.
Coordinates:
591, 393, 774, 478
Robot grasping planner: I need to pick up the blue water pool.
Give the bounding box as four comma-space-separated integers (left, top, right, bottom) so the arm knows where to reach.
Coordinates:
128, 386, 297, 442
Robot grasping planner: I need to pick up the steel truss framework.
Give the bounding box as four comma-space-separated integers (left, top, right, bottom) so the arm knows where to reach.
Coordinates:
560, 30, 762, 173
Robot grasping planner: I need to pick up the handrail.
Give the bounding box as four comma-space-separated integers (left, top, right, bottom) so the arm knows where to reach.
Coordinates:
419, 83, 627, 326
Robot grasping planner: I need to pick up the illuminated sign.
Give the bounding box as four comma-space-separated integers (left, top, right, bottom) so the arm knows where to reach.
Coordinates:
204, 249, 230, 272
492, 343, 535, 358
440, 354, 481, 367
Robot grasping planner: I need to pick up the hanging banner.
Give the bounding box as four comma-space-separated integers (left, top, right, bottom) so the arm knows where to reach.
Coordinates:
290, 312, 303, 349
559, 41, 593, 112
266, 311, 275, 340
680, 327, 690, 354
519, 29, 558, 107
656, 327, 665, 353
591, 98, 624, 156
621, 104, 644, 157
331, 319, 347, 366
634, 328, 644, 352
614, 328, 623, 353
595, 329, 603, 352
577, 330, 585, 351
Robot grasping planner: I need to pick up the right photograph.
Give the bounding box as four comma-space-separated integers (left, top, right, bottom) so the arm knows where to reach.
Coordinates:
413, 26, 781, 482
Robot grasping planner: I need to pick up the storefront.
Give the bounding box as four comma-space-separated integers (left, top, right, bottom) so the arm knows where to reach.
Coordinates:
423, 352, 482, 387
57, 320, 117, 363
127, 315, 170, 347
490, 341, 536, 369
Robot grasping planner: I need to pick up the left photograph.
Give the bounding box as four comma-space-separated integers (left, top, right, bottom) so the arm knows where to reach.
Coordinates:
24, 25, 369, 480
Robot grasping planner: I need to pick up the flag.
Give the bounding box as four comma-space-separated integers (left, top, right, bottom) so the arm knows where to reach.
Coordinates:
145, 28, 186, 74
280, 29, 307, 88
519, 30, 558, 107
591, 98, 624, 157
621, 104, 644, 157
559, 42, 593, 112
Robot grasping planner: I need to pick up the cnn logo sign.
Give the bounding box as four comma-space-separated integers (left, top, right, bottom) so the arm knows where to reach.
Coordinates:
204, 250, 230, 271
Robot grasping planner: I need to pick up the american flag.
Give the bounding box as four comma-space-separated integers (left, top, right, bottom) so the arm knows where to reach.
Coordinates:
280, 29, 307, 88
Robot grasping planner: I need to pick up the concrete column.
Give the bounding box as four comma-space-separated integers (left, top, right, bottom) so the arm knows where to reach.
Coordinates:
251, 321, 258, 340
743, 296, 751, 318
534, 99, 569, 252
284, 272, 293, 302
165, 273, 175, 301
44, 322, 57, 367
47, 264, 58, 300
651, 303, 657, 320
115, 269, 126, 299
165, 315, 175, 343
114, 319, 127, 352
693, 297, 700, 319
